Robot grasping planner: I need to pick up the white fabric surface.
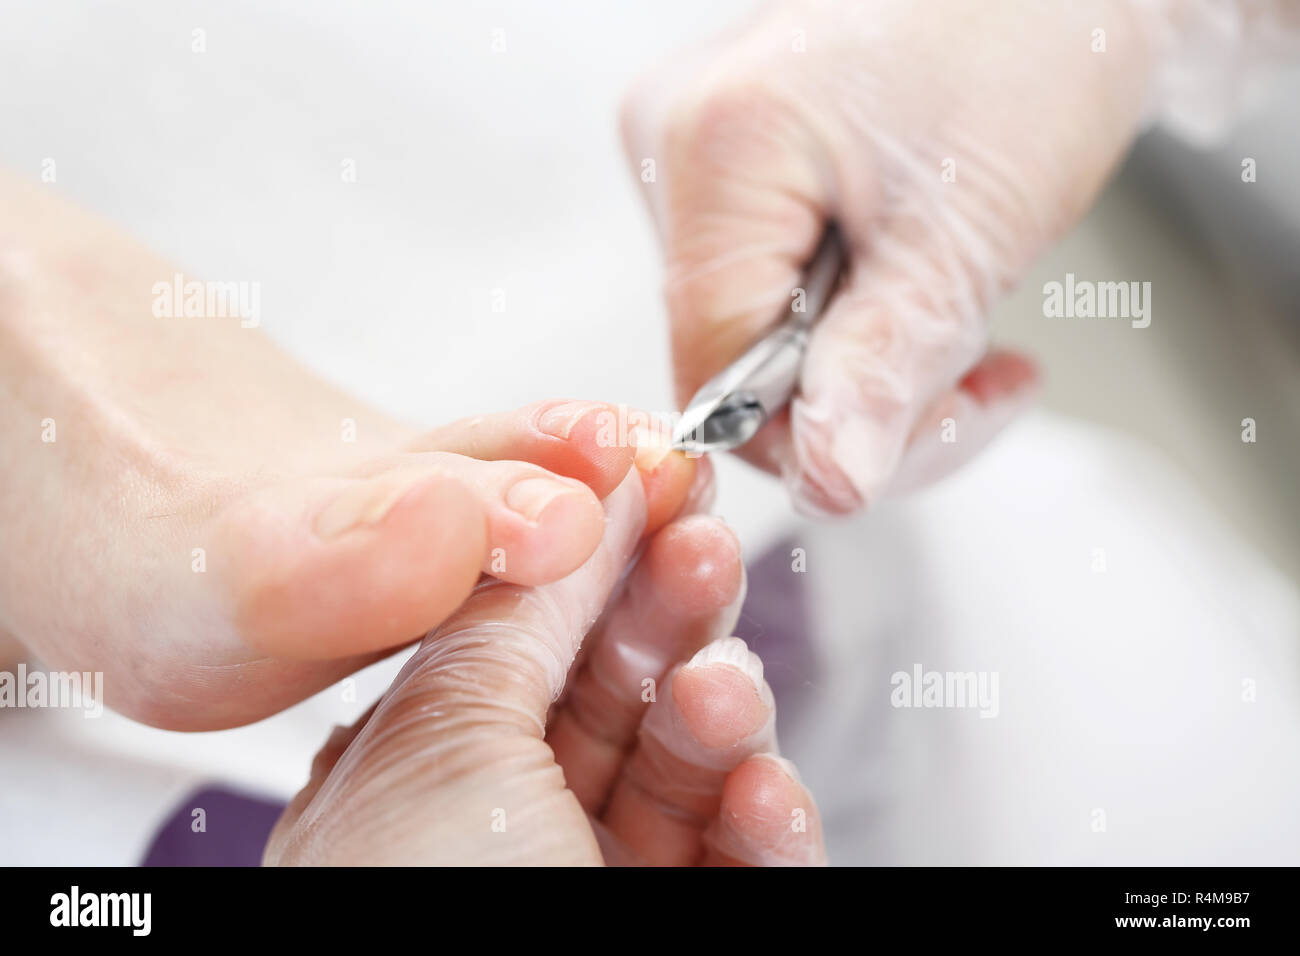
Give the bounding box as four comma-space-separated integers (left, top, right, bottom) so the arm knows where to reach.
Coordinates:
785, 412, 1300, 864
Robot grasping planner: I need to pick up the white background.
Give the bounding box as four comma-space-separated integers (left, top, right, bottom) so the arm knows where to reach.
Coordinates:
1, 0, 1297, 865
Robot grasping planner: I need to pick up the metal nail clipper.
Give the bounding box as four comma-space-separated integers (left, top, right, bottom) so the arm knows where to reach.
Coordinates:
671, 224, 848, 454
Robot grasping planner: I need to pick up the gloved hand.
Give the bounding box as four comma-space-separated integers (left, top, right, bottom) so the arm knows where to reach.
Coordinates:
622, 0, 1293, 514
265, 472, 826, 866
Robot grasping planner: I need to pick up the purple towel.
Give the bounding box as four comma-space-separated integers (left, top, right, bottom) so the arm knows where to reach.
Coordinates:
141, 786, 284, 867
732, 537, 819, 738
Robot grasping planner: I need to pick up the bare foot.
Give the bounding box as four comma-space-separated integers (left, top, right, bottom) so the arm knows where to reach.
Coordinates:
0, 172, 694, 729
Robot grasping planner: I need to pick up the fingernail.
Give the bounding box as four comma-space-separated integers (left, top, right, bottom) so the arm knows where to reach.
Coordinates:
537, 401, 602, 440
685, 636, 765, 685
505, 476, 575, 522
756, 752, 803, 785
314, 475, 428, 540
675, 639, 770, 748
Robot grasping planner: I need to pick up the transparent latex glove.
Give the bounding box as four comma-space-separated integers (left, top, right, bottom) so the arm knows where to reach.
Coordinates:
265, 471, 826, 866
623, 0, 1298, 515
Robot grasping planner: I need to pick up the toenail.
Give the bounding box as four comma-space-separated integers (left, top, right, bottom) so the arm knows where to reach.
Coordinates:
632, 426, 674, 473
536, 401, 602, 440
314, 475, 426, 539
504, 476, 577, 522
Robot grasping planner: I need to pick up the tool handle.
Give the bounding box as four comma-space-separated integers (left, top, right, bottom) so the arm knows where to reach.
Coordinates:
742, 223, 848, 413
672, 224, 847, 453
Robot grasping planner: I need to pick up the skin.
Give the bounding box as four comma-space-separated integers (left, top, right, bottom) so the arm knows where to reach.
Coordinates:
0, 171, 694, 730
0, 0, 1075, 732
0, 3, 1161, 863
266, 476, 826, 866
2, 172, 763, 867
